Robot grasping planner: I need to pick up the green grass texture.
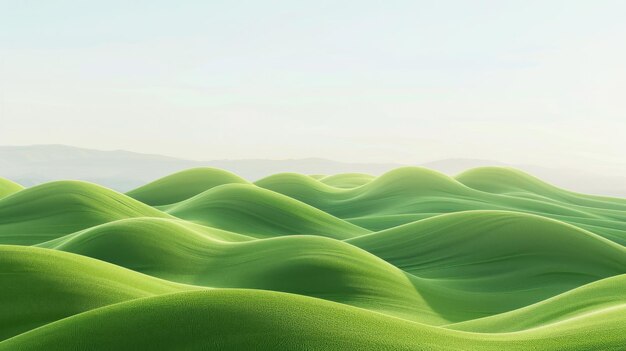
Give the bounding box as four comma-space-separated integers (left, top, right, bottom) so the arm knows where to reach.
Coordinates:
0, 178, 23, 199
1, 166, 625, 350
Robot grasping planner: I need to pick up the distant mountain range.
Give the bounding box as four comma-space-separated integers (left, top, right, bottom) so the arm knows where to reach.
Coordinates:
1, 144, 625, 197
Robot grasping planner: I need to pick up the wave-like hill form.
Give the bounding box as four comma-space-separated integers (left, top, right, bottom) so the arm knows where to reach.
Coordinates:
257, 167, 584, 218
40, 218, 446, 323
0, 245, 194, 341
349, 211, 626, 314
256, 167, 471, 212
126, 167, 248, 206
1, 166, 626, 350
2, 289, 625, 351
258, 167, 626, 244
449, 274, 626, 332
319, 173, 374, 188
37, 213, 626, 324
166, 184, 369, 239
0, 178, 22, 199
457, 167, 626, 205
0, 181, 170, 245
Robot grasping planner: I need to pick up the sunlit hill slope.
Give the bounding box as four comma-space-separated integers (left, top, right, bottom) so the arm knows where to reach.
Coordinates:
1, 166, 625, 350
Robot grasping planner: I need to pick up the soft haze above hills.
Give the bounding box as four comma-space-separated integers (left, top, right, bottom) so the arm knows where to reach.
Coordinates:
3, 2, 626, 173
2, 144, 625, 197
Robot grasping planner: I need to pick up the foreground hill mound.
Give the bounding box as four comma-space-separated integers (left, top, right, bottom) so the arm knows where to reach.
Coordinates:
0, 181, 170, 245
2, 289, 625, 351
167, 184, 369, 239
0, 245, 193, 341
127, 167, 248, 206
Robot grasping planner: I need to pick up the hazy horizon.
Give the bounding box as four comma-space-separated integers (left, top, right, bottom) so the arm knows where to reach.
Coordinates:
0, 142, 498, 164
2, 1, 626, 174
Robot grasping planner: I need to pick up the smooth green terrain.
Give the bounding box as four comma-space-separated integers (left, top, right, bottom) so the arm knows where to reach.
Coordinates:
1, 166, 625, 350
165, 184, 369, 239
126, 167, 248, 206
0, 180, 170, 245
319, 173, 375, 188
0, 178, 23, 199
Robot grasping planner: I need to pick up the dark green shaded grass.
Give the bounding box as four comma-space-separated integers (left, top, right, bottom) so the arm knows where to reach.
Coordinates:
349, 211, 626, 316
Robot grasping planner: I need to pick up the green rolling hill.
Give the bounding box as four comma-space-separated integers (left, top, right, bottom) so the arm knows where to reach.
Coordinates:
40, 218, 445, 323
126, 167, 248, 206
318, 173, 375, 188
448, 274, 626, 332
257, 167, 626, 244
2, 289, 625, 351
0, 245, 197, 341
0, 178, 23, 199
456, 167, 626, 209
1, 166, 625, 350
349, 210, 626, 316
166, 184, 369, 239
0, 181, 170, 245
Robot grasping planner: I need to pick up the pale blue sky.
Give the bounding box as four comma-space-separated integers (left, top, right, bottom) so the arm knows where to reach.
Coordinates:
1, 1, 625, 172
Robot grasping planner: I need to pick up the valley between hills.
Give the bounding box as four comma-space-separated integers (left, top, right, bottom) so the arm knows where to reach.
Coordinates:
1, 166, 625, 350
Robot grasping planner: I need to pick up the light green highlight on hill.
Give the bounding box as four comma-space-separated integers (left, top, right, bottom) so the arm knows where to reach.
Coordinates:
1, 166, 625, 350
0, 178, 23, 199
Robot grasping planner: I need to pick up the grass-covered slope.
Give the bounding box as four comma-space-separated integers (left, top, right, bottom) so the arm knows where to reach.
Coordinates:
258, 167, 626, 244
319, 173, 374, 188
0, 245, 195, 341
349, 211, 626, 315
167, 184, 369, 239
2, 166, 626, 350
0, 178, 23, 199
257, 167, 477, 216
0, 181, 170, 245
449, 274, 626, 332
39, 213, 626, 324
2, 289, 625, 351
127, 167, 248, 206
41, 218, 445, 323
456, 167, 626, 208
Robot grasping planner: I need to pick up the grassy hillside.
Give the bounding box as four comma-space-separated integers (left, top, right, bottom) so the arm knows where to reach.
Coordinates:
0, 245, 196, 341
349, 211, 626, 314
456, 167, 626, 208
258, 167, 626, 244
319, 173, 374, 188
1, 166, 625, 350
449, 274, 626, 332
0, 178, 22, 199
127, 167, 248, 206
167, 184, 369, 239
41, 218, 451, 323
0, 181, 170, 245
2, 289, 625, 351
